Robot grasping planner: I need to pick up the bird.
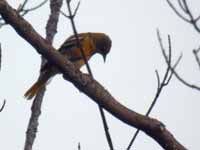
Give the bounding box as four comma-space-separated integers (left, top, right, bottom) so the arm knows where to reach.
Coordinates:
24, 32, 112, 100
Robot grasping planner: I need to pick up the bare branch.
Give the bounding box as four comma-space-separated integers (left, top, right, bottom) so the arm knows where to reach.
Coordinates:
155, 70, 161, 90
195, 15, 200, 22
60, 10, 70, 18
78, 142, 81, 150
166, 0, 200, 33
65, 0, 93, 76
24, 0, 63, 150
181, 0, 193, 19
166, 0, 190, 23
18, 0, 29, 12
0, 1, 187, 149
0, 99, 6, 112
0, 43, 1, 71
0, 0, 48, 28
158, 30, 200, 91
65, 0, 114, 149
171, 68, 200, 90
20, 0, 48, 17
178, 0, 187, 13
73, 1, 81, 17
127, 30, 184, 150
193, 48, 200, 70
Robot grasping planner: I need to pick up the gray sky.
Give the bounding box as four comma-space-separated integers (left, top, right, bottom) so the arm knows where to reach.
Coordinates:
0, 0, 200, 149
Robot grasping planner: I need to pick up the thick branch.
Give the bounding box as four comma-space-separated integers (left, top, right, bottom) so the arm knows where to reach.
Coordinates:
0, 1, 187, 149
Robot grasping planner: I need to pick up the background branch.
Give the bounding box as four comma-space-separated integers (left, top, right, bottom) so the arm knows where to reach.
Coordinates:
127, 31, 182, 150
0, 99, 6, 112
64, 0, 114, 149
24, 0, 63, 150
157, 30, 200, 91
0, 0, 48, 28
78, 142, 81, 150
193, 48, 200, 70
0, 43, 1, 71
166, 0, 200, 33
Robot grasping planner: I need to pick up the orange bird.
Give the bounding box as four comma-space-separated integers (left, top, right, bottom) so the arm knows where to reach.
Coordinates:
24, 32, 112, 99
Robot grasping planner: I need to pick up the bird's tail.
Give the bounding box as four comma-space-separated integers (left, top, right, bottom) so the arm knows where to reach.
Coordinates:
24, 69, 55, 100
24, 79, 46, 100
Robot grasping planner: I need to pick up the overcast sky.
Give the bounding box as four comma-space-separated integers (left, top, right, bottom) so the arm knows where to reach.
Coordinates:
0, 0, 200, 149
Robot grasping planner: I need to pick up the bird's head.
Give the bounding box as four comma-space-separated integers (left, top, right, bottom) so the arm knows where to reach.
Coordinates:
92, 33, 112, 62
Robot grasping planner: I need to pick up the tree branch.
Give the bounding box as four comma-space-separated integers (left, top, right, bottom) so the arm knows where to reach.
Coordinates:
0, 0, 48, 28
0, 99, 6, 112
193, 48, 200, 70
157, 30, 200, 91
24, 0, 64, 150
166, 0, 200, 33
127, 31, 182, 150
0, 43, 1, 71
64, 1, 114, 149
0, 1, 187, 149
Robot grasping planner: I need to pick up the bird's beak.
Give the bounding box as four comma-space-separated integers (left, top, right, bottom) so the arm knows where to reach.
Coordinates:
103, 54, 107, 63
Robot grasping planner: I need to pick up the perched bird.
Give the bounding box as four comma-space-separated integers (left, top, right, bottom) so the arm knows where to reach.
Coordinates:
24, 32, 112, 100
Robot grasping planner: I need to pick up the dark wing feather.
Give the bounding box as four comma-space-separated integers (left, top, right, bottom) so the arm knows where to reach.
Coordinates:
41, 35, 84, 72
59, 35, 84, 53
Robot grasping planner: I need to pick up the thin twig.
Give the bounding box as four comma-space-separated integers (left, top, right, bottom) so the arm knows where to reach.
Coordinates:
18, 0, 29, 12
65, 1, 114, 149
171, 67, 200, 90
193, 48, 200, 70
65, 0, 93, 76
178, 0, 187, 13
127, 30, 183, 150
0, 99, 6, 112
0, 43, 1, 71
166, 0, 190, 23
73, 1, 81, 18
195, 15, 200, 22
166, 0, 200, 33
20, 0, 48, 17
0, 0, 48, 28
158, 30, 200, 91
155, 70, 160, 90
78, 142, 81, 150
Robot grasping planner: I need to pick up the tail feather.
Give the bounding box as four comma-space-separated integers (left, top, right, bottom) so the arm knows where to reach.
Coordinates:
24, 69, 55, 100
24, 80, 44, 100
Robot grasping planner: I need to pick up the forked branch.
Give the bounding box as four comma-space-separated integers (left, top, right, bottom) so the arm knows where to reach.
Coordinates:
157, 30, 200, 91
127, 30, 182, 150
166, 0, 200, 33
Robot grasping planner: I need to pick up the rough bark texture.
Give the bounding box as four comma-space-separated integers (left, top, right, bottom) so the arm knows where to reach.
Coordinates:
24, 0, 63, 150
0, 1, 187, 150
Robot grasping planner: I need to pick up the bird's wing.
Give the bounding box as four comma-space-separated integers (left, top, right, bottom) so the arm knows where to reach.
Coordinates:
59, 34, 84, 53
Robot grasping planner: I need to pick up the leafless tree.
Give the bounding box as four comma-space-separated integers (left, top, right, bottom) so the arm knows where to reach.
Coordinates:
0, 0, 194, 150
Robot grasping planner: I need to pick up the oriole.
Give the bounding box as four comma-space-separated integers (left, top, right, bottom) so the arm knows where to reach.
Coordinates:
24, 32, 112, 100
